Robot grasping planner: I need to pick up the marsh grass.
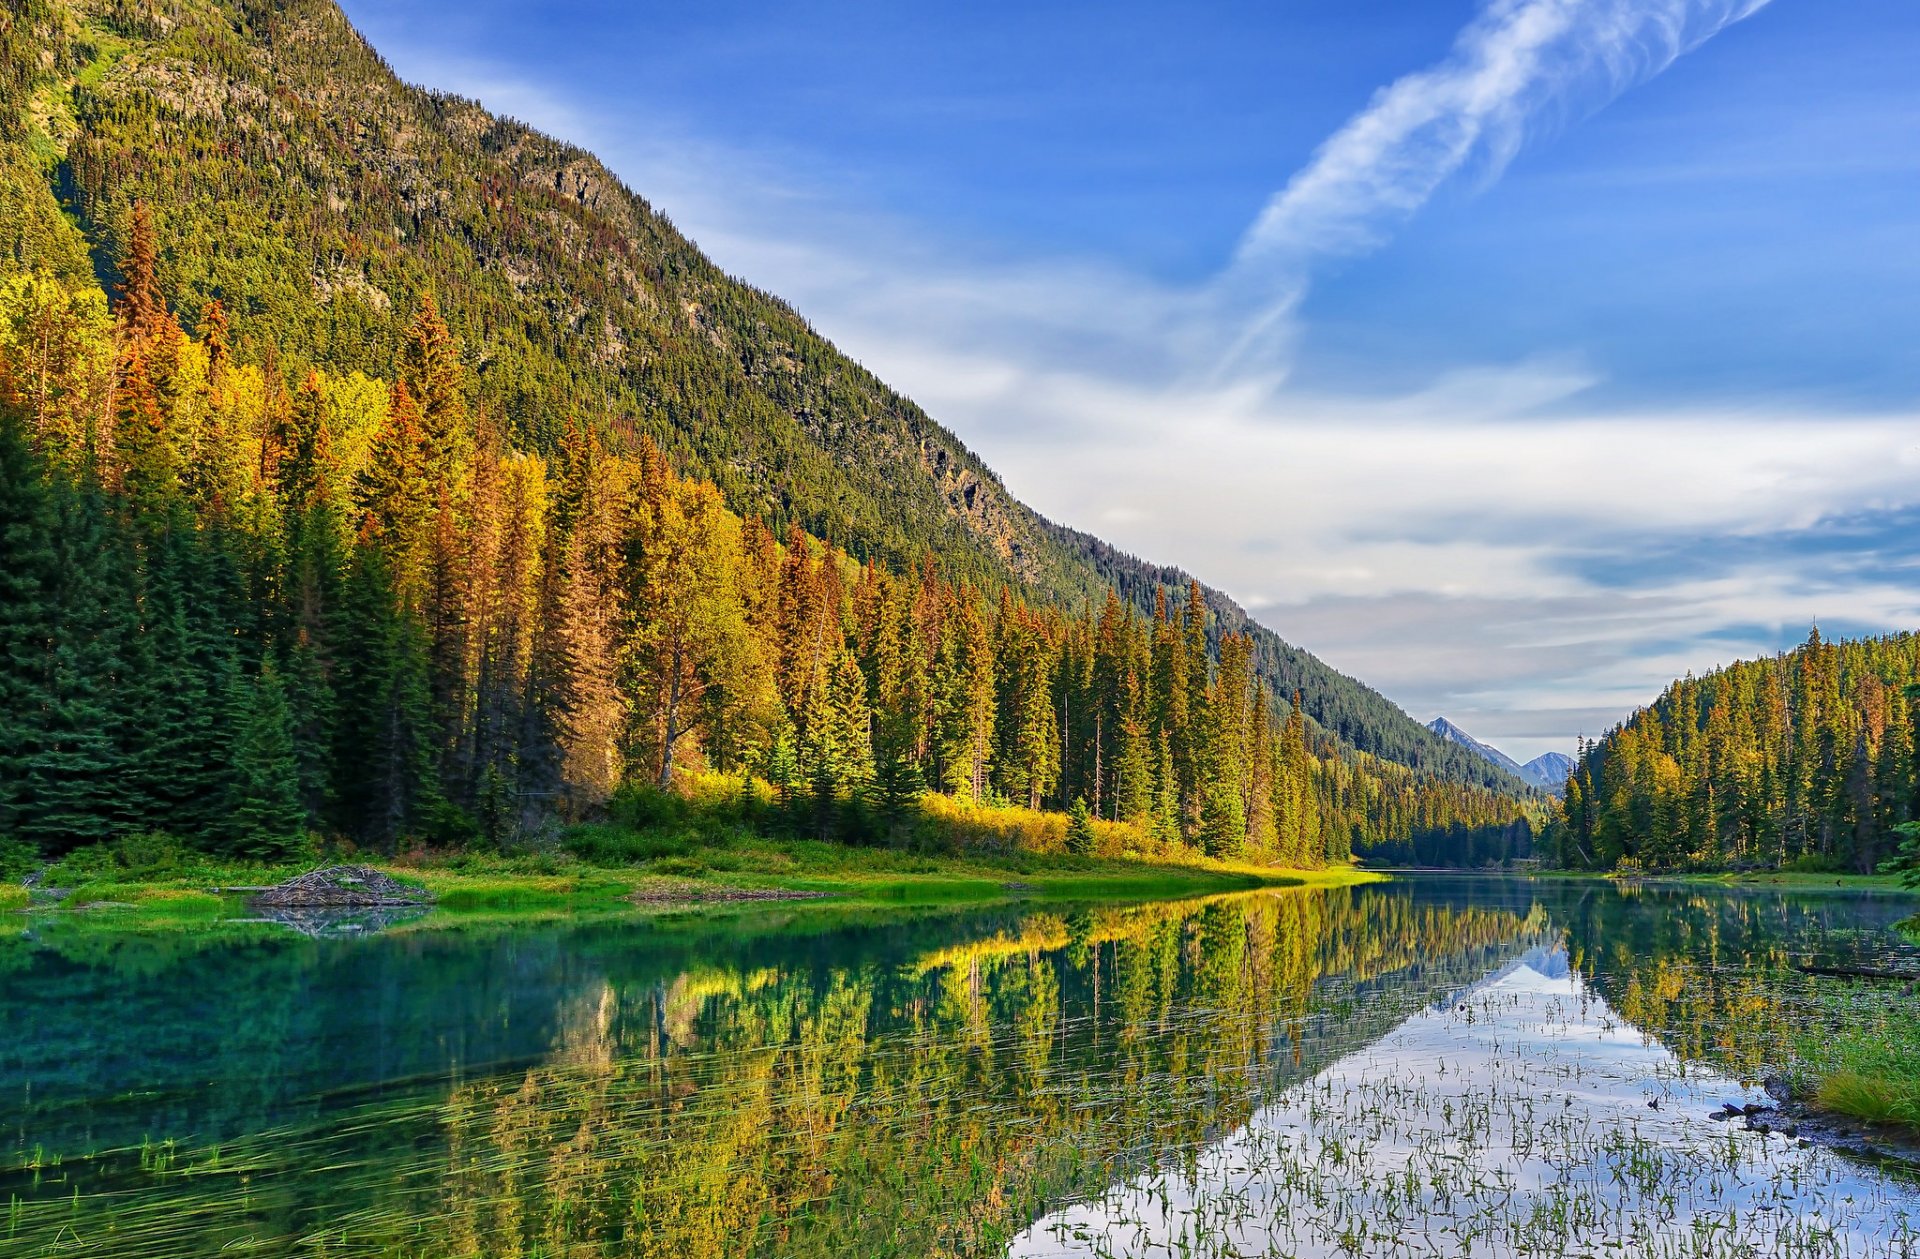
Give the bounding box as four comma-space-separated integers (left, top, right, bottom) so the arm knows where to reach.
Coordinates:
0, 884, 26, 912
1792, 984, 1920, 1129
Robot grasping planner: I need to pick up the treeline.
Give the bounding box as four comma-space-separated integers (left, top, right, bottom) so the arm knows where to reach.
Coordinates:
0, 209, 1530, 865
1550, 628, 1920, 873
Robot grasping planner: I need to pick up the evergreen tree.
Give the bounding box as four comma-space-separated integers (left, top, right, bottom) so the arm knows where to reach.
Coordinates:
17, 483, 139, 852
1066, 797, 1095, 857
115, 200, 165, 339
0, 403, 56, 845
224, 663, 306, 859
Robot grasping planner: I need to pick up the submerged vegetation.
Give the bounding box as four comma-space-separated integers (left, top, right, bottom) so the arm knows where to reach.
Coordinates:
0, 887, 1551, 1257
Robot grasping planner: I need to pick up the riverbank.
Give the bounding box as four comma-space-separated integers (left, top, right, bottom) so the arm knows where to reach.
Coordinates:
1529, 867, 1910, 891
4, 834, 1378, 929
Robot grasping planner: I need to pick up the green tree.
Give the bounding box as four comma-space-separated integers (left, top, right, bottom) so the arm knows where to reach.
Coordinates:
224, 663, 307, 859
1065, 796, 1095, 857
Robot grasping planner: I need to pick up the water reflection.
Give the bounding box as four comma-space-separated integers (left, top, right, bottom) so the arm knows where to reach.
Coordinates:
1012, 945, 1918, 1257
0, 878, 1916, 1257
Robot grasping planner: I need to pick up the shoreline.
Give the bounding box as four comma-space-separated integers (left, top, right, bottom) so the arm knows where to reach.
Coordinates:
4, 848, 1382, 930
1527, 868, 1914, 892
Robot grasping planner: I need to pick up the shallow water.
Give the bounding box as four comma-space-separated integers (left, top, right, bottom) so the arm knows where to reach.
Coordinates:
1, 876, 1916, 1257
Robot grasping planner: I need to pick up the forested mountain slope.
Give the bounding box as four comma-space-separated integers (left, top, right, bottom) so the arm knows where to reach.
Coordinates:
0, 0, 1522, 794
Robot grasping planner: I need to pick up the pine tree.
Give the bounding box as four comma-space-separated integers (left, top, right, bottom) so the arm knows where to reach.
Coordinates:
402, 294, 469, 481
17, 483, 139, 852
1066, 796, 1095, 857
332, 542, 444, 849
114, 345, 177, 513
224, 662, 306, 859
116, 200, 165, 339
0, 403, 57, 846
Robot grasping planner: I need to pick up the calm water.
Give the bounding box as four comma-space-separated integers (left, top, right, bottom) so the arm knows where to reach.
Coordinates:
3, 877, 1918, 1257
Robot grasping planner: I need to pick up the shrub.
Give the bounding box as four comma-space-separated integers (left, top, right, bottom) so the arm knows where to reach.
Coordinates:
0, 834, 39, 880
46, 832, 207, 884
608, 782, 694, 832
563, 822, 697, 866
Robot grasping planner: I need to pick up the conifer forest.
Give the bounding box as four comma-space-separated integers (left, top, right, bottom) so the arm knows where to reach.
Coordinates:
5, 4, 1920, 1259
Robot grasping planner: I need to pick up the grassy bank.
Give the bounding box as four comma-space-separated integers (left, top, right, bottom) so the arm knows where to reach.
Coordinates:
1789, 981, 1920, 1133
4, 828, 1376, 929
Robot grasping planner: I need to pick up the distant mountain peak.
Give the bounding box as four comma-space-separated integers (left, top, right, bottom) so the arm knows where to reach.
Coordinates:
1427, 718, 1571, 794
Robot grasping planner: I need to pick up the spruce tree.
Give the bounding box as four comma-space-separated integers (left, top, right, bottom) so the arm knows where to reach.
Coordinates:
1066, 796, 1095, 857
224, 663, 306, 860
19, 483, 138, 852
115, 200, 165, 338
0, 405, 56, 847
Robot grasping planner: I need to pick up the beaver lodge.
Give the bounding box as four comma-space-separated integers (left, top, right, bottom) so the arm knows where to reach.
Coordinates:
253, 866, 434, 908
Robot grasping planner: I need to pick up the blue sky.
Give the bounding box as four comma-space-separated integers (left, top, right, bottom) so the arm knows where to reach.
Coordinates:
344, 0, 1920, 760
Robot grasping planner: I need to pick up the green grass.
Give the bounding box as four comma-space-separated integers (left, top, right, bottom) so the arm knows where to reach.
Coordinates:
0, 883, 27, 912
13, 829, 1376, 930
598, 831, 1371, 902
1790, 983, 1920, 1130
1691, 870, 1911, 889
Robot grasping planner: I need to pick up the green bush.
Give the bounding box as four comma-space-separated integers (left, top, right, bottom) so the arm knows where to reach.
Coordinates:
608, 783, 695, 832
564, 822, 698, 866
0, 834, 40, 880
46, 832, 206, 884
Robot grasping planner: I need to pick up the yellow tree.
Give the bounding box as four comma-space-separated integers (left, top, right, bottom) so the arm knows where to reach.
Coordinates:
624, 475, 762, 788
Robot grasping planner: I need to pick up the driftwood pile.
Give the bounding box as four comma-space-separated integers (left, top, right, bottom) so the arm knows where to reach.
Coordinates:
253, 865, 432, 908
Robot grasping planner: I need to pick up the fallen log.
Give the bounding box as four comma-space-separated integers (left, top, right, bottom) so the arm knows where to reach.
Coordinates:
1794, 962, 1917, 983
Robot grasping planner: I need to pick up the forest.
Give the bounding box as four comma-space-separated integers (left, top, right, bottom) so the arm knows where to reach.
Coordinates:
1551, 627, 1920, 875
0, 0, 1529, 799
0, 204, 1533, 868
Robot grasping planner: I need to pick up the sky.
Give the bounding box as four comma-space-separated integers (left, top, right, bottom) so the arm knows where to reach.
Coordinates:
341, 0, 1920, 762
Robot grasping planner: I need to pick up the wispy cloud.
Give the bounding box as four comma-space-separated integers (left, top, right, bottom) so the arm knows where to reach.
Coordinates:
1218, 0, 1774, 377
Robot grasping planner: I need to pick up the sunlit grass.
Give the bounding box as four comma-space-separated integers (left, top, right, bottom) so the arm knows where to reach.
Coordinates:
0, 883, 26, 912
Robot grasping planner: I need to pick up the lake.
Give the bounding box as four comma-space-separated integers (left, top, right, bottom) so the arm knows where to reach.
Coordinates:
4, 876, 1918, 1257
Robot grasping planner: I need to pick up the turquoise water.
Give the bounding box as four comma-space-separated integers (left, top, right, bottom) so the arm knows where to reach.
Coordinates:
2, 877, 1917, 1256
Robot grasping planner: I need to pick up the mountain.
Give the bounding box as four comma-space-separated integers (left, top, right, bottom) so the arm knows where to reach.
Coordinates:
1427, 719, 1567, 793
3, 0, 1525, 795
1522, 752, 1573, 791
1427, 718, 1529, 781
